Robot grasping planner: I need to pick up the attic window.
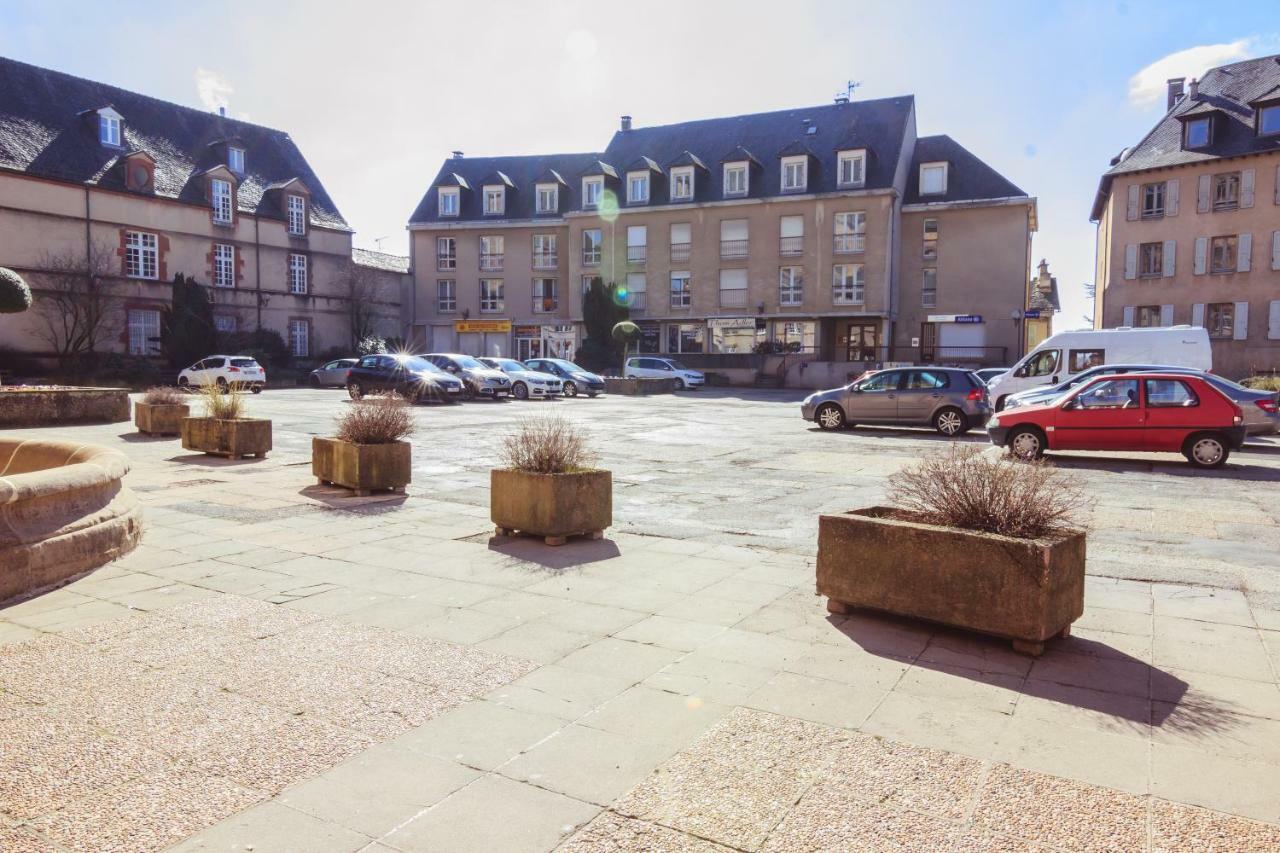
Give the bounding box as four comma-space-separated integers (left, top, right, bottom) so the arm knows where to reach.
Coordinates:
627, 171, 650, 204
287, 194, 306, 235
781, 155, 808, 192
723, 162, 748, 197
211, 178, 234, 224
99, 113, 121, 147
1259, 105, 1280, 136
228, 147, 245, 173
1184, 117, 1211, 149
837, 150, 866, 188
919, 162, 948, 195
483, 185, 505, 215
438, 187, 460, 217
536, 183, 558, 214
582, 177, 603, 209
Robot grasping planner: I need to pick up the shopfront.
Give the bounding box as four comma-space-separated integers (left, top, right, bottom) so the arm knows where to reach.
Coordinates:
513, 324, 577, 361
454, 319, 512, 356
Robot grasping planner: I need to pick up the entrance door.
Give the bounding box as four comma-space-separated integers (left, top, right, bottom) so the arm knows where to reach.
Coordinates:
516, 337, 543, 361
846, 321, 879, 362
920, 323, 937, 363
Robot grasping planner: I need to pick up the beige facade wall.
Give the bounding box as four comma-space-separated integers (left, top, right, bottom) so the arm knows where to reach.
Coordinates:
1096, 155, 1280, 378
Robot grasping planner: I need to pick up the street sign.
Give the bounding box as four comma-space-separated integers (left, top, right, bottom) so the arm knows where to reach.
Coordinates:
1023, 309, 1041, 319
954, 315, 983, 324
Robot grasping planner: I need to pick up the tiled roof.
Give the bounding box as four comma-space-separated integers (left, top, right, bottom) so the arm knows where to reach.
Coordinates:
0, 55, 349, 230
1028, 276, 1060, 313
1091, 54, 1280, 220
352, 247, 409, 274
903, 135, 1027, 205
409, 152, 603, 223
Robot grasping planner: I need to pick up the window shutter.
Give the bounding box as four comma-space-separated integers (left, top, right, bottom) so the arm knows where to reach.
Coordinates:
1241, 169, 1256, 208
1273, 231, 1280, 270
1160, 304, 1174, 326
1124, 244, 1137, 279
1162, 239, 1176, 277
1126, 185, 1139, 220
1237, 233, 1252, 272
1166, 179, 1179, 216
1194, 237, 1208, 274
1233, 302, 1249, 340
1191, 303, 1205, 328
1269, 301, 1280, 340
1276, 165, 1280, 205
1122, 305, 1135, 327
1197, 174, 1211, 213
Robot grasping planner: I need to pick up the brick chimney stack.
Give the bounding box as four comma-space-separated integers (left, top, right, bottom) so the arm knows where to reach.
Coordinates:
1166, 77, 1186, 111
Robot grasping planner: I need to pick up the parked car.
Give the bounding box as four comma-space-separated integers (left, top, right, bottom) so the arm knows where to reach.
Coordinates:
421, 353, 511, 399
523, 358, 606, 397
478, 358, 562, 399
987, 326, 1212, 410
345, 354, 464, 403
623, 357, 706, 390
309, 358, 358, 388
973, 368, 1009, 385
987, 373, 1245, 469
177, 355, 265, 392
801, 367, 990, 436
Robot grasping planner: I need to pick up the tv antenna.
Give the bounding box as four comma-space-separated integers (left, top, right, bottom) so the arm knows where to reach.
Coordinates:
834, 80, 862, 104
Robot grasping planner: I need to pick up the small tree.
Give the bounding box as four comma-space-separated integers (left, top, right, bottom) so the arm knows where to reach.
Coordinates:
31, 244, 119, 374
578, 279, 630, 370
340, 261, 386, 349
161, 273, 217, 368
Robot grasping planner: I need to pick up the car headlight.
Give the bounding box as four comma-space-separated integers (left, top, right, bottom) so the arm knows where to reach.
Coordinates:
988, 416, 1000, 427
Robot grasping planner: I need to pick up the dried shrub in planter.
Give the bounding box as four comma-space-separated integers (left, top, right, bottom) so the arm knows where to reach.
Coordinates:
199, 383, 245, 420
888, 445, 1089, 540
141, 386, 185, 406
336, 394, 415, 444
500, 415, 596, 474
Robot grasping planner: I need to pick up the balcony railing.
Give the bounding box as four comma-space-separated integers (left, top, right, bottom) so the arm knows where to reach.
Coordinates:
670, 291, 691, 309
533, 297, 558, 313
719, 289, 748, 308
779, 291, 803, 307
627, 245, 647, 264
532, 253, 558, 269
833, 288, 865, 306
779, 236, 804, 256
834, 234, 865, 254
922, 290, 937, 308
670, 242, 691, 263
582, 250, 601, 266
720, 240, 749, 259
436, 257, 456, 271
479, 254, 504, 271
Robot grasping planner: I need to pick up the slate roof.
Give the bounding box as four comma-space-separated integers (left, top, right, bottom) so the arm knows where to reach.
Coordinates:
352, 247, 409, 274
1028, 275, 1060, 313
903, 135, 1027, 205
1091, 54, 1280, 220
0, 55, 349, 230
409, 152, 604, 223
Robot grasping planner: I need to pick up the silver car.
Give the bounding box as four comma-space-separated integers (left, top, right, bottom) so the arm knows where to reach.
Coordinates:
422, 353, 511, 399
801, 367, 991, 436
309, 358, 357, 388
478, 357, 563, 399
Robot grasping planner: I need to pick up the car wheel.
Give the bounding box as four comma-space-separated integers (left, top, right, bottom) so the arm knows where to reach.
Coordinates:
1007, 426, 1045, 460
587, 391, 598, 398
251, 384, 263, 394
463, 382, 478, 400
215, 377, 228, 391
563, 381, 578, 397
513, 382, 529, 400
347, 382, 364, 401
816, 404, 846, 431
177, 377, 189, 388
675, 378, 687, 391
933, 407, 968, 437
309, 375, 320, 388
1184, 433, 1229, 469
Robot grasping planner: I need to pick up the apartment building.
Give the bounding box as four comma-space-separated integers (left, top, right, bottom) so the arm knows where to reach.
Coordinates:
407, 99, 1036, 377
0, 56, 403, 367
1091, 56, 1280, 378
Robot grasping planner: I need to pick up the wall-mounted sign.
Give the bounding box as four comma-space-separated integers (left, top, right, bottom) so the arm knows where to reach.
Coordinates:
454, 320, 511, 333
512, 325, 541, 337
955, 315, 983, 324
926, 314, 983, 324
1023, 309, 1041, 319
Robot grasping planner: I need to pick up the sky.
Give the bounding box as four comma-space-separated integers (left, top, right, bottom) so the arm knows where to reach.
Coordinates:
3, 0, 1279, 332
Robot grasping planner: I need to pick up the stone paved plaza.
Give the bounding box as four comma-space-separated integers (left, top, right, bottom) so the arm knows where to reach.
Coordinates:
2, 388, 1279, 851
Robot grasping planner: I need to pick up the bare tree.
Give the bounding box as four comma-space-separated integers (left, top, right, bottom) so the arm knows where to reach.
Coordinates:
1081, 281, 1096, 327
32, 243, 121, 371
341, 261, 386, 348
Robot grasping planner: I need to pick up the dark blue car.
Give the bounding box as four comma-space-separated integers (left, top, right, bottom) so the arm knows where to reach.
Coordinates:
523, 358, 605, 397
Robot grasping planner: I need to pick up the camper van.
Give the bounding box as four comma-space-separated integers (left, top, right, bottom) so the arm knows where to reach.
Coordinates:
987, 326, 1212, 410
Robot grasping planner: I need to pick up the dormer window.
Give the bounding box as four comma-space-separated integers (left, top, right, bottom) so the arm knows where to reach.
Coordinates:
627, 171, 649, 204
438, 187, 460, 217
1259, 105, 1280, 136
1184, 117, 1211, 148
98, 110, 122, 147
583, 176, 603, 209
483, 185, 505, 215
837, 149, 866, 188
211, 178, 233, 224
723, 162, 748, 197
781, 155, 808, 192
287, 194, 306, 235
919, 161, 948, 195
536, 183, 558, 214
228, 147, 245, 173
670, 166, 694, 201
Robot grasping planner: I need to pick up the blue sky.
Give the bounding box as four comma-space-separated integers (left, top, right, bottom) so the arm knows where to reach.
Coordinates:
3, 0, 1278, 331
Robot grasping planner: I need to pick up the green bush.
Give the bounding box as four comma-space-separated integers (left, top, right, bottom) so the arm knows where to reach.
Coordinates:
0, 267, 32, 314
1243, 375, 1280, 392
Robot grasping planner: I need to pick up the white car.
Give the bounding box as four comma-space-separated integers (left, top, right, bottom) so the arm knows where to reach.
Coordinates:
178, 355, 266, 392
624, 356, 705, 390
479, 358, 562, 399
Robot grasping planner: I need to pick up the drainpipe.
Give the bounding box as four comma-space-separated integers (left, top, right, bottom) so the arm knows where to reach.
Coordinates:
254, 215, 262, 330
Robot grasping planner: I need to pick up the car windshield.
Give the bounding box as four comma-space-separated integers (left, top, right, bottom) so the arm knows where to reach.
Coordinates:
395, 356, 442, 373
453, 355, 486, 369
491, 359, 525, 372
1203, 375, 1249, 395
230, 358, 258, 368
547, 359, 588, 373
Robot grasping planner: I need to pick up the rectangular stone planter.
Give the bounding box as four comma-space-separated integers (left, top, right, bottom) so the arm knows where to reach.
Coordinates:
491, 468, 612, 546
604, 377, 678, 395
134, 402, 190, 436
180, 417, 272, 459
817, 506, 1086, 655
312, 437, 410, 496
0, 387, 130, 426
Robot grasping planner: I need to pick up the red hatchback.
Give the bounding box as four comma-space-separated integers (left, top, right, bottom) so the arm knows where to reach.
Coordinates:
986, 373, 1246, 469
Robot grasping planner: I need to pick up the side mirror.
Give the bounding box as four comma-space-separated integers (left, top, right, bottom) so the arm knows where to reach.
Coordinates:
1062, 399, 1077, 411
1051, 375, 1060, 384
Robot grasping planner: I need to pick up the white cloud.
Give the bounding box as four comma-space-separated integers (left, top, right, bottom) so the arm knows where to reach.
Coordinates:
194, 67, 234, 113
1128, 40, 1254, 108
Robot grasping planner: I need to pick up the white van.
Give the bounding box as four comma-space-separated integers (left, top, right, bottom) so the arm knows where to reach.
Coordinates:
987, 326, 1211, 409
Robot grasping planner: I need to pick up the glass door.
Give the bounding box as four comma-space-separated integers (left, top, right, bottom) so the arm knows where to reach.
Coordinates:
846, 321, 878, 361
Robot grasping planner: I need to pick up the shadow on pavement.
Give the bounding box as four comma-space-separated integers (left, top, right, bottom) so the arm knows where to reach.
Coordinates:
485, 534, 621, 570
118, 431, 178, 443
806, 426, 990, 444
1047, 454, 1280, 482
298, 482, 408, 510
164, 453, 267, 466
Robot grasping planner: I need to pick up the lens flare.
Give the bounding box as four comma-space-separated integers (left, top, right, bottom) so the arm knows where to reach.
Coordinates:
598, 189, 619, 223
611, 286, 630, 308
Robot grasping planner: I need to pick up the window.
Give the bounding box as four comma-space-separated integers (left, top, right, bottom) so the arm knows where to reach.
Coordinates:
834, 212, 865, 253
99, 113, 121, 146
1206, 302, 1235, 338
288, 253, 308, 294
1075, 378, 1139, 410
907, 370, 949, 390
670, 166, 693, 200
287, 195, 306, 235
1068, 349, 1106, 372
1146, 379, 1199, 408
720, 219, 748, 259
214, 315, 237, 333
1018, 349, 1059, 378
483, 185, 505, 215
1139, 242, 1163, 277
438, 187, 460, 217
1185, 118, 1211, 148
781, 155, 807, 192
922, 268, 937, 307
124, 231, 159, 279
723, 162, 748, 196
627, 225, 647, 264
533, 278, 557, 313
666, 323, 705, 354
480, 279, 504, 312
670, 223, 691, 263
670, 272, 691, 308
1213, 173, 1240, 211
779, 215, 804, 256
832, 264, 864, 304
1260, 105, 1280, 136
533, 234, 557, 268
779, 267, 803, 306
837, 150, 866, 187
719, 268, 748, 308
582, 274, 602, 295
859, 371, 902, 392
213, 243, 235, 288
1142, 182, 1166, 218
627, 171, 649, 204
437, 280, 456, 312
1135, 305, 1161, 327
228, 147, 245, 173
582, 229, 602, 265
922, 218, 938, 259
1210, 235, 1237, 273
536, 183, 558, 213
211, 178, 233, 224
625, 272, 647, 310
582, 177, 603, 209
919, 162, 948, 195
288, 318, 310, 357
127, 309, 159, 355
436, 237, 457, 271
480, 235, 504, 271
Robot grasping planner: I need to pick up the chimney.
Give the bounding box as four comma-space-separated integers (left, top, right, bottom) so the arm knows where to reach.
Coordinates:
451, 150, 464, 159
834, 93, 849, 105
1188, 77, 1199, 99
218, 106, 226, 117
1166, 77, 1186, 111
620, 115, 632, 132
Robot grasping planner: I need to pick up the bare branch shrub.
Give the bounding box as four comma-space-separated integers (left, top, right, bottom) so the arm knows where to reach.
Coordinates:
499, 415, 596, 474
888, 445, 1090, 539
142, 386, 185, 405
31, 243, 122, 371
199, 383, 244, 420
336, 394, 415, 444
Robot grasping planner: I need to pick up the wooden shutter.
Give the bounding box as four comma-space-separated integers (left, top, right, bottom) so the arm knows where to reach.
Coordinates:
1237, 233, 1252, 272
1194, 237, 1208, 274
1160, 304, 1174, 326
1192, 303, 1205, 328
1126, 185, 1139, 220
1197, 174, 1211, 213
1162, 239, 1176, 277
1122, 305, 1135, 327
1233, 302, 1249, 340
1166, 179, 1179, 216
1272, 231, 1280, 270
1241, 169, 1256, 208
1269, 300, 1280, 340
1124, 244, 1138, 279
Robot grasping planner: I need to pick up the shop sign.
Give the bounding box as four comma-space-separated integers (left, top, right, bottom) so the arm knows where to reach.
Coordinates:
512, 325, 541, 337
454, 319, 512, 333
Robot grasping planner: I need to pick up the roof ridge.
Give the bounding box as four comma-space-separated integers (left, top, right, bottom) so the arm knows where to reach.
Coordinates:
622, 95, 915, 133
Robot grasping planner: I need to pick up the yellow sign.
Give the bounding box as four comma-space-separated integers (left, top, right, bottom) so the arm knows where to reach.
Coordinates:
454, 320, 511, 333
